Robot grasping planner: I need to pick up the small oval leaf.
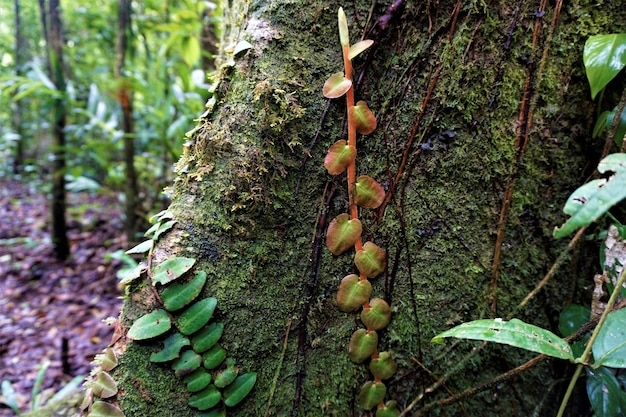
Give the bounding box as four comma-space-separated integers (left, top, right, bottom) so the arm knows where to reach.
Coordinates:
171, 349, 203, 378
359, 380, 387, 410
127, 309, 171, 340
188, 384, 221, 411
323, 72, 352, 98
223, 372, 257, 407
161, 271, 207, 312
150, 333, 190, 362
376, 400, 400, 417
152, 257, 196, 286
191, 322, 224, 353
369, 351, 396, 380
355, 176, 385, 208
336, 274, 372, 312
361, 298, 392, 330
177, 298, 218, 335
326, 214, 362, 256
183, 368, 212, 392
324, 140, 356, 175
349, 101, 377, 135
214, 360, 238, 389
203, 345, 227, 369
348, 329, 378, 364
354, 242, 387, 278
349, 40, 374, 60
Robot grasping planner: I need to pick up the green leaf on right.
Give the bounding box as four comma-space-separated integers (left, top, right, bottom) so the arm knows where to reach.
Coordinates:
554, 154, 626, 239
432, 318, 574, 361
592, 308, 626, 368
586, 367, 626, 417
584, 34, 626, 99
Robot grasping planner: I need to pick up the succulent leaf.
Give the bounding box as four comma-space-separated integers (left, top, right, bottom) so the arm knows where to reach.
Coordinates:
324, 140, 356, 175
88, 401, 125, 417
348, 329, 378, 363
337, 8, 350, 46
183, 368, 212, 392
360, 298, 392, 330
214, 360, 238, 388
323, 72, 352, 98
326, 214, 362, 255
127, 309, 171, 340
223, 373, 257, 407
336, 274, 371, 312
354, 242, 387, 278
99, 348, 118, 371
161, 271, 207, 312
191, 322, 224, 353
355, 176, 385, 208
369, 351, 396, 380
202, 345, 227, 369
176, 298, 217, 335
359, 380, 387, 410
349, 101, 377, 135
188, 385, 221, 411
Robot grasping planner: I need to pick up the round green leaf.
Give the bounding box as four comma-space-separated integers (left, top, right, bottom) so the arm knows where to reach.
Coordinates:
348, 328, 378, 364
323, 72, 352, 98
176, 298, 218, 335
127, 309, 171, 340
223, 372, 257, 407
355, 176, 385, 208
326, 214, 362, 256
336, 274, 372, 312
359, 380, 387, 410
370, 351, 396, 380
188, 384, 221, 411
150, 333, 190, 362
152, 257, 196, 286
592, 308, 626, 368
584, 34, 626, 99
161, 271, 207, 312
349, 101, 377, 135
88, 401, 125, 417
324, 140, 356, 175
361, 298, 392, 330
354, 241, 387, 278
558, 304, 590, 337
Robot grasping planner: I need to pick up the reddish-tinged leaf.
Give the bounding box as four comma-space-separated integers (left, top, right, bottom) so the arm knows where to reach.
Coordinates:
354, 241, 387, 278
336, 274, 372, 312
349, 40, 374, 60
326, 214, 362, 255
323, 72, 352, 98
349, 329, 378, 363
355, 176, 385, 208
359, 380, 387, 410
360, 298, 392, 330
349, 101, 376, 135
369, 351, 396, 380
324, 140, 356, 175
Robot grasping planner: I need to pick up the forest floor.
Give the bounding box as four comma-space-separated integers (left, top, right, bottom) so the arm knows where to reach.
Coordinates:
0, 179, 127, 416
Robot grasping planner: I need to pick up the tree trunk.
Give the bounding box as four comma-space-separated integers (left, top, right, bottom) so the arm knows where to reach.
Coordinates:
12, 0, 25, 174
116, 0, 140, 243
105, 1, 626, 416
40, 0, 69, 260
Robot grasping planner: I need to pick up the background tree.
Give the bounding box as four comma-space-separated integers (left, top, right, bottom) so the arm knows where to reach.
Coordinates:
103, 0, 626, 416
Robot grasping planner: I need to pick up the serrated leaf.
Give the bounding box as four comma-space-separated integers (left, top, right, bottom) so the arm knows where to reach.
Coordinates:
152, 257, 196, 286
586, 367, 626, 417
125, 240, 153, 255
161, 271, 207, 312
188, 385, 221, 411
150, 333, 190, 362
432, 318, 574, 361
349, 329, 378, 363
324, 140, 356, 175
92, 372, 117, 399
88, 401, 125, 417
171, 349, 202, 378
326, 214, 362, 255
191, 322, 224, 353
359, 380, 387, 410
584, 34, 626, 99
223, 373, 257, 407
592, 308, 626, 368
336, 274, 372, 312
554, 154, 626, 238
349, 101, 376, 135
177, 298, 217, 335
323, 72, 352, 98
355, 176, 385, 208
127, 309, 171, 340
349, 40, 374, 60
354, 241, 386, 278
360, 298, 392, 330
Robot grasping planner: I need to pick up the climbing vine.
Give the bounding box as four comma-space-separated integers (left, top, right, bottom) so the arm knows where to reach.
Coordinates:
323, 8, 398, 416
83, 211, 256, 417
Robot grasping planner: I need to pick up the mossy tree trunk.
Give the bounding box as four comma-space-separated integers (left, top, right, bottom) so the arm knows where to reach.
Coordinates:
109, 1, 626, 416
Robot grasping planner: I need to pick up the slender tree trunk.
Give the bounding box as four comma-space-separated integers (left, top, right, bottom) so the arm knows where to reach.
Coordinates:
39, 0, 69, 260
12, 0, 25, 174
116, 0, 140, 243
103, 1, 626, 416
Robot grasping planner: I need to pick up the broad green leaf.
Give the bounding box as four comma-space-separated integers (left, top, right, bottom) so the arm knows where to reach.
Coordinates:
88, 401, 125, 417
223, 373, 257, 407
176, 298, 217, 335
336, 274, 372, 312
125, 240, 153, 255
432, 318, 574, 361
349, 101, 377, 135
355, 176, 385, 208
188, 384, 221, 411
359, 380, 387, 410
181, 36, 201, 67
592, 308, 626, 368
127, 309, 171, 340
324, 140, 356, 175
152, 257, 196, 286
349, 329, 378, 363
326, 214, 362, 255
161, 271, 207, 312
558, 304, 590, 337
323, 72, 352, 98
554, 154, 626, 239
354, 241, 387, 278
150, 333, 190, 362
92, 372, 117, 399
349, 40, 374, 60
214, 359, 238, 388
586, 367, 626, 417
584, 34, 626, 99
154, 220, 178, 240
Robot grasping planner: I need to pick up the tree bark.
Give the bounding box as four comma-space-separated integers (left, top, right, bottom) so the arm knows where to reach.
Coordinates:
12, 0, 25, 174
107, 1, 626, 416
